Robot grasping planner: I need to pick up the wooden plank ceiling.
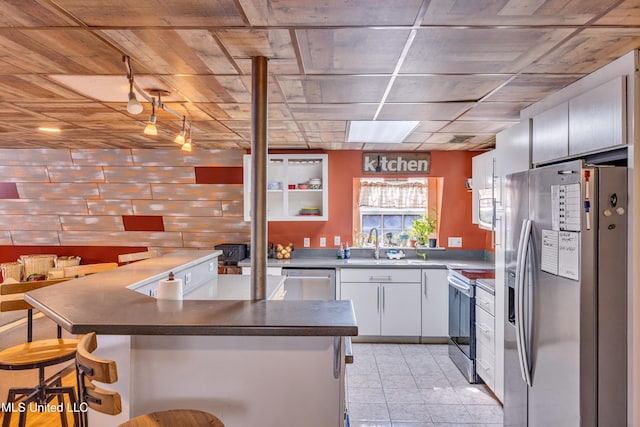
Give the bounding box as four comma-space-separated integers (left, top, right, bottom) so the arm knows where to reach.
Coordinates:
0, 0, 638, 151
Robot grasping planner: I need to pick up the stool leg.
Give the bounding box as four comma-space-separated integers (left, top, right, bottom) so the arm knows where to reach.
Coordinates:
2, 389, 16, 427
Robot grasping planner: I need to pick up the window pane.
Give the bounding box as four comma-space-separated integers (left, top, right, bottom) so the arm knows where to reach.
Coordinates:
404, 215, 421, 229
362, 215, 382, 229
383, 215, 402, 228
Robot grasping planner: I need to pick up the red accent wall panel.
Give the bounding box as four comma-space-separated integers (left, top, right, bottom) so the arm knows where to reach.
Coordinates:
122, 215, 165, 232
195, 167, 243, 184
0, 246, 148, 265
0, 183, 19, 199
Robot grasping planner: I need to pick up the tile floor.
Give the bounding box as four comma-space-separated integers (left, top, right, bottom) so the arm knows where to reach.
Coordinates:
346, 343, 503, 427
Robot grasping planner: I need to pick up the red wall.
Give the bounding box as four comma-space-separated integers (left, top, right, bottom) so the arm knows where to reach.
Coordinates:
268, 150, 490, 250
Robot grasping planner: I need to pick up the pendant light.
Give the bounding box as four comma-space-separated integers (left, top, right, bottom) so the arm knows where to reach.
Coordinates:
143, 99, 158, 136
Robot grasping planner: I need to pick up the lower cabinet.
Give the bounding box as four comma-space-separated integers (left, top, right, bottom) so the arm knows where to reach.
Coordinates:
421, 269, 449, 337
475, 286, 496, 390
340, 269, 421, 337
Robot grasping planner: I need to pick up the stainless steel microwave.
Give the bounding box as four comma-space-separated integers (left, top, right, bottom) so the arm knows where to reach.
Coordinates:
478, 188, 494, 230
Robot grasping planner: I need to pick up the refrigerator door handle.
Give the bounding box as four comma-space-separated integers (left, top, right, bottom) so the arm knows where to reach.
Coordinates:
516, 219, 533, 387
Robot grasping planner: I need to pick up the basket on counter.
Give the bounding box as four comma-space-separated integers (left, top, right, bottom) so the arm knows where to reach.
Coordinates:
19, 254, 57, 280
55, 256, 81, 268
1, 262, 23, 282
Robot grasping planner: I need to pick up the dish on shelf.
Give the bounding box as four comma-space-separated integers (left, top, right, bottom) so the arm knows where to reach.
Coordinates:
297, 184, 308, 189
299, 207, 321, 216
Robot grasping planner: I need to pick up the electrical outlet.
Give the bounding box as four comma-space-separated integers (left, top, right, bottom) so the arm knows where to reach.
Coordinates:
448, 237, 463, 248
334, 236, 341, 246
303, 237, 310, 247
208, 261, 215, 272
319, 237, 326, 247
185, 272, 192, 285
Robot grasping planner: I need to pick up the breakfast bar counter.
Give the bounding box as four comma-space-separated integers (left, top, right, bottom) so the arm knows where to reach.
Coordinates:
23, 250, 357, 427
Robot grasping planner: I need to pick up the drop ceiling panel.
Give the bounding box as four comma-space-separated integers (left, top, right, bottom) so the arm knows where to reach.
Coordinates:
377, 103, 473, 121
524, 28, 640, 74
0, 75, 86, 101
0, 29, 123, 74
387, 75, 511, 103
484, 74, 584, 102
278, 76, 390, 103
238, 0, 424, 26
297, 29, 411, 74
289, 104, 379, 121
98, 29, 238, 75
595, 0, 640, 25
0, 0, 80, 27
216, 29, 296, 59
208, 103, 293, 121
423, 0, 621, 25
439, 120, 516, 134
53, 0, 246, 27
402, 27, 575, 73
459, 102, 531, 121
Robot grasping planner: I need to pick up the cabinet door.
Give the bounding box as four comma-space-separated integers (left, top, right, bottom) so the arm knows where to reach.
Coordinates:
569, 76, 626, 156
421, 269, 449, 337
340, 282, 380, 335
532, 102, 568, 165
380, 283, 421, 336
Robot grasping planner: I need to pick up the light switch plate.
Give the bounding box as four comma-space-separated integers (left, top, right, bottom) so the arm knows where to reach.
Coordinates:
319, 237, 326, 247
303, 237, 310, 247
448, 237, 462, 248
334, 236, 341, 246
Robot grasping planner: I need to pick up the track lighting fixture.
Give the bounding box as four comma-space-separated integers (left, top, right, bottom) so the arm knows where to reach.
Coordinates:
143, 99, 158, 136
123, 55, 194, 149
174, 117, 186, 145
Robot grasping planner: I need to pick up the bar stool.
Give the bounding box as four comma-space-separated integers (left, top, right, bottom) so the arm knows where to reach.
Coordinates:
76, 332, 224, 427
0, 278, 80, 427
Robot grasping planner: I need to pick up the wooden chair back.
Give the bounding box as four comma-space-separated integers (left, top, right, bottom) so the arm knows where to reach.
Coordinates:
63, 262, 118, 278
118, 250, 158, 264
0, 278, 71, 342
76, 332, 122, 417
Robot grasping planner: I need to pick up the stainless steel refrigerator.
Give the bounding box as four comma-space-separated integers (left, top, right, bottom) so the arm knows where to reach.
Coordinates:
503, 159, 627, 426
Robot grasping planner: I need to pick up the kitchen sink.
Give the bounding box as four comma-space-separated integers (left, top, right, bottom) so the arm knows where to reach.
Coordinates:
344, 258, 429, 265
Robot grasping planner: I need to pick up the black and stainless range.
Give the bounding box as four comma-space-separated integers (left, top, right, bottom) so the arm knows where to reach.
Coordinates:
448, 268, 495, 383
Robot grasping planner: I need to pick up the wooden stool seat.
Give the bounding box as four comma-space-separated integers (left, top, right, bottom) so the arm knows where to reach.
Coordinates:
119, 409, 225, 427
0, 338, 78, 370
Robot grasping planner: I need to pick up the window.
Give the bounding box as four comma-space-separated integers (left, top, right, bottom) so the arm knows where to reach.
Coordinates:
357, 178, 428, 246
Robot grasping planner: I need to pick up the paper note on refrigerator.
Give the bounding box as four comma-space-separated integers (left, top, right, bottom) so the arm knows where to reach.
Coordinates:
541, 229, 559, 275
551, 184, 581, 232
558, 231, 580, 280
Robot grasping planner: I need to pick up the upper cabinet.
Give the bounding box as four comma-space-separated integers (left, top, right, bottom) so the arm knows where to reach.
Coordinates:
471, 150, 495, 227
243, 154, 329, 222
532, 76, 627, 165
569, 76, 626, 156
532, 102, 569, 165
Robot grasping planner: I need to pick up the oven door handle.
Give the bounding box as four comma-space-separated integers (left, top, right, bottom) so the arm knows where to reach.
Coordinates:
448, 279, 472, 297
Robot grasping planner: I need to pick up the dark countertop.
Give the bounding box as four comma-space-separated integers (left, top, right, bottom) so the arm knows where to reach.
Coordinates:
24, 250, 358, 338
475, 278, 496, 295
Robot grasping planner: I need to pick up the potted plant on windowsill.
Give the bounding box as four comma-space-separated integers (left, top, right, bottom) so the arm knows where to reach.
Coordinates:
410, 213, 437, 249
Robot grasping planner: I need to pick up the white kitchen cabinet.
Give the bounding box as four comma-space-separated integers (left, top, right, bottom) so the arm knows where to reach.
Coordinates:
340, 269, 421, 337
532, 101, 569, 165
569, 76, 626, 156
243, 153, 328, 221
475, 285, 496, 392
420, 269, 449, 338
471, 150, 495, 226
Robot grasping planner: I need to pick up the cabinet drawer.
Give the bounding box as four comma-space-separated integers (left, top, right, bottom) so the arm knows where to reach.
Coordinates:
340, 268, 420, 283
475, 305, 495, 350
476, 341, 495, 389
476, 286, 495, 316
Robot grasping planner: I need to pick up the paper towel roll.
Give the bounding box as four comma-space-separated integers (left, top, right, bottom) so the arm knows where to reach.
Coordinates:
157, 277, 183, 300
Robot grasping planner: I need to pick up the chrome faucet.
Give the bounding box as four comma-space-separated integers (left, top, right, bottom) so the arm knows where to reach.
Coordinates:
367, 228, 380, 260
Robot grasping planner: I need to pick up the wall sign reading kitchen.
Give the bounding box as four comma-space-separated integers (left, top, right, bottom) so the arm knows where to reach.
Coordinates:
362, 152, 431, 175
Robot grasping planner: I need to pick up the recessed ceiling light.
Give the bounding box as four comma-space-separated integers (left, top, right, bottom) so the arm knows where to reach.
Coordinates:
38, 127, 61, 133
347, 121, 419, 143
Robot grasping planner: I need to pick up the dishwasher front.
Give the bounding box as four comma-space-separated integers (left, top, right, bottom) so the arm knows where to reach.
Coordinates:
282, 268, 336, 300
